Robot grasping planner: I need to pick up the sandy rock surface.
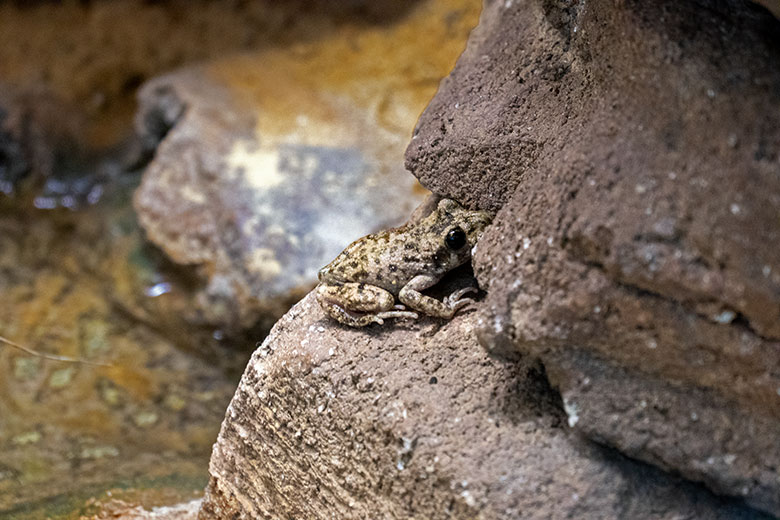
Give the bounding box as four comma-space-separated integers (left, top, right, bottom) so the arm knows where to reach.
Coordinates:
200, 291, 763, 519
406, 0, 780, 514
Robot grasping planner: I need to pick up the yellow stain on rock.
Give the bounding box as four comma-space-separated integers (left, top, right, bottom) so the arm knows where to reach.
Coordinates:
207, 0, 482, 159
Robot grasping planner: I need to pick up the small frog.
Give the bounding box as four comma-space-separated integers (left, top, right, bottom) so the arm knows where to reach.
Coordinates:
317, 198, 492, 327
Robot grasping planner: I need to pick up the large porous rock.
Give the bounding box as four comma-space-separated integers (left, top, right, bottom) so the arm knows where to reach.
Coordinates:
406, 0, 780, 515
133, 0, 481, 334
199, 290, 764, 519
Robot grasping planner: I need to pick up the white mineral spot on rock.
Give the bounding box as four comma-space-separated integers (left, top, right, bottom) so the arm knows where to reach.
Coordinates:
523, 237, 531, 249
328, 348, 335, 357
728, 133, 739, 147
317, 404, 325, 413
691, 412, 699, 421
547, 236, 554, 246
724, 454, 737, 465
668, 171, 677, 180
563, 398, 580, 427
640, 400, 647, 408
763, 265, 772, 277
730, 203, 742, 215
713, 310, 736, 324
647, 339, 657, 349
230, 142, 285, 189
493, 314, 504, 333
317, 326, 325, 332
776, 387, 780, 397
635, 183, 648, 194
180, 184, 206, 204
460, 490, 476, 507
593, 305, 601, 314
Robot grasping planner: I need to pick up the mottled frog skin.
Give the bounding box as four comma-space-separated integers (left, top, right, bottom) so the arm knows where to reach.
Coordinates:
317, 198, 492, 327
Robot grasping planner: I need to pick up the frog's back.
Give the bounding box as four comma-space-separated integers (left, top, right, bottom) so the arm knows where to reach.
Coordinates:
318, 226, 430, 296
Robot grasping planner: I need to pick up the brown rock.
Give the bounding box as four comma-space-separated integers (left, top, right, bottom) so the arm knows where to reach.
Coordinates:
199, 291, 764, 519
406, 0, 780, 514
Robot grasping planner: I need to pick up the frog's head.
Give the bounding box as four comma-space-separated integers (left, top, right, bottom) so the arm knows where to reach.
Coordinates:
426, 198, 493, 271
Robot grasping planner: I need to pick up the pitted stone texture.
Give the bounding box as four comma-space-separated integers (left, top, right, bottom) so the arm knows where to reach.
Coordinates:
406, 0, 780, 514
199, 292, 764, 519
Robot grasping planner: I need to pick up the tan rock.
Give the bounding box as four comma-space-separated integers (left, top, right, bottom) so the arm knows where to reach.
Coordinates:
199, 291, 760, 519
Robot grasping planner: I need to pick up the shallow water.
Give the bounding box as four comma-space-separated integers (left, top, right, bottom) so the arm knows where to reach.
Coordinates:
0, 173, 242, 518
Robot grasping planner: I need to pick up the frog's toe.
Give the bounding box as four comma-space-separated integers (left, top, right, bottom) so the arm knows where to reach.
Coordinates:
445, 287, 478, 309
376, 310, 419, 321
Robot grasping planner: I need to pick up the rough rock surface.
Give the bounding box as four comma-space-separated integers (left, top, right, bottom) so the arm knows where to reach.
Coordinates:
199, 289, 765, 519
133, 0, 480, 333
406, 0, 780, 515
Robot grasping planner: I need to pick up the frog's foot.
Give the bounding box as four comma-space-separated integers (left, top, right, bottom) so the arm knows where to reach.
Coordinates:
400, 278, 479, 319
444, 286, 478, 312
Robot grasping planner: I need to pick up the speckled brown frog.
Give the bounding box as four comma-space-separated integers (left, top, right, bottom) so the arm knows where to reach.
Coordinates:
316, 198, 492, 327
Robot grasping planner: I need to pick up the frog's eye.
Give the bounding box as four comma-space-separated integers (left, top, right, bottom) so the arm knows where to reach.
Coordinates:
445, 227, 467, 250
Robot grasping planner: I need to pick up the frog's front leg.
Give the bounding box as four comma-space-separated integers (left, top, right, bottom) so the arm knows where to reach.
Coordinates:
317, 283, 418, 327
398, 275, 477, 319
